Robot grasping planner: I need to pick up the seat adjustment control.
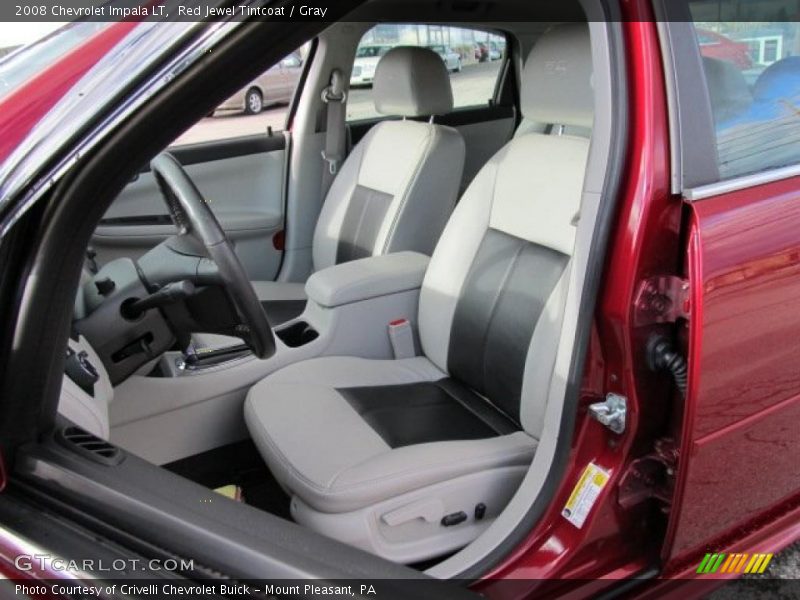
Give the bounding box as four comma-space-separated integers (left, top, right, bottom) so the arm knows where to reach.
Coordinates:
475, 503, 486, 520
441, 511, 467, 527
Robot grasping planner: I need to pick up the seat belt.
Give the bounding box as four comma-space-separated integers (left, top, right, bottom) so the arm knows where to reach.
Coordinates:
320, 68, 347, 198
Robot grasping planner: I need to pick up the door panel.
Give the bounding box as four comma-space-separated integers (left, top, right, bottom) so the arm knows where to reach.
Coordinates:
670, 178, 800, 560
92, 134, 287, 281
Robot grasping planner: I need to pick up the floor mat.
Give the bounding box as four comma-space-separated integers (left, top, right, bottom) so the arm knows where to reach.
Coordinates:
164, 440, 292, 520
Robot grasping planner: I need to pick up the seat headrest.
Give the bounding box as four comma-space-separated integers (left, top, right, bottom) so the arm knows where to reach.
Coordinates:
521, 23, 593, 129
702, 57, 753, 124
373, 46, 454, 117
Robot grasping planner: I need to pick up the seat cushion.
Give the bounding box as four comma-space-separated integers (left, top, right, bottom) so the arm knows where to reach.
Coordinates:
244, 356, 536, 513
339, 379, 519, 448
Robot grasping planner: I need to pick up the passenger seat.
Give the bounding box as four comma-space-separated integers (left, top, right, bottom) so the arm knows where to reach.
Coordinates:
252, 46, 466, 325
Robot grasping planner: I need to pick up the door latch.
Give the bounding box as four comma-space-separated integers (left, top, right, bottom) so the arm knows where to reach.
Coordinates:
588, 393, 627, 434
634, 276, 690, 326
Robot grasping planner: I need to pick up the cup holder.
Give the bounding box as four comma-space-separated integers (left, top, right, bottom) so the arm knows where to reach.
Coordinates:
275, 321, 319, 348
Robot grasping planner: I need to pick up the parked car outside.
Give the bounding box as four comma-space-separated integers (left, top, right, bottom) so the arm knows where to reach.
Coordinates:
476, 41, 489, 62
696, 28, 753, 70
427, 44, 462, 72
215, 51, 303, 115
350, 44, 392, 87
487, 40, 503, 60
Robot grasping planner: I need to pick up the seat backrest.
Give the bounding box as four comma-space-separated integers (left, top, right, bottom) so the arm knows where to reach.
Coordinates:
312, 46, 465, 271
418, 23, 593, 439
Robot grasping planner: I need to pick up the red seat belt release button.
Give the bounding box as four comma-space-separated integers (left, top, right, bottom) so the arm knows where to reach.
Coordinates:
388, 318, 415, 359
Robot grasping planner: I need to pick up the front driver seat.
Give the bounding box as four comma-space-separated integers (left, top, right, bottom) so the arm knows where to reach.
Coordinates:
252, 46, 465, 325
245, 24, 593, 563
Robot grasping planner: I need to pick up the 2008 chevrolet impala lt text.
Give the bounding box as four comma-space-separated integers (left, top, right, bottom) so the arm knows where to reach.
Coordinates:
0, 1, 798, 599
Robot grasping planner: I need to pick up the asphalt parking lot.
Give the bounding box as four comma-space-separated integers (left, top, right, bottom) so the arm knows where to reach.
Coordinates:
173, 61, 502, 146
710, 542, 800, 599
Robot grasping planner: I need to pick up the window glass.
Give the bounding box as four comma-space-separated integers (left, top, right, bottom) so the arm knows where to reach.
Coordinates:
172, 44, 310, 146
690, 2, 800, 178
347, 25, 506, 122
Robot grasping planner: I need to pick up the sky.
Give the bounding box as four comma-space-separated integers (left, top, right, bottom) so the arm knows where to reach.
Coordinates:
0, 22, 66, 48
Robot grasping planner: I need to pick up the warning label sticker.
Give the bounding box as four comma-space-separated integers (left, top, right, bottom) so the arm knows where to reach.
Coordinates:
561, 462, 610, 529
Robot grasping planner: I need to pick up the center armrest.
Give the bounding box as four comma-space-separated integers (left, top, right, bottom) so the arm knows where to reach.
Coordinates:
305, 252, 430, 308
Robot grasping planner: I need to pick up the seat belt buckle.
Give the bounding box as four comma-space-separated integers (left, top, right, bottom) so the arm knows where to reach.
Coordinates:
388, 318, 415, 359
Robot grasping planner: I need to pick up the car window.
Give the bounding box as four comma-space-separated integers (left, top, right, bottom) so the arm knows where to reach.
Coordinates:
346, 25, 506, 122
690, 1, 800, 179
172, 43, 310, 146
356, 45, 392, 58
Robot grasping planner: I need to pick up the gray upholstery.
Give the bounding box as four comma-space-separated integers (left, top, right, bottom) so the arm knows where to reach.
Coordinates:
246, 23, 593, 562
312, 118, 464, 271
305, 251, 430, 308
246, 356, 536, 514
373, 46, 454, 117
515, 23, 593, 138
521, 23, 593, 129
253, 46, 464, 308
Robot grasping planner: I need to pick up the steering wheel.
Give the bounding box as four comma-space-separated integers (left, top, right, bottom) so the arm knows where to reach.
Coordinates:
150, 152, 275, 359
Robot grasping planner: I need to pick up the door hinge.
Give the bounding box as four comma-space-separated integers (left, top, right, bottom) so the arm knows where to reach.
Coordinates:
634, 276, 690, 326
618, 437, 679, 511
588, 393, 627, 434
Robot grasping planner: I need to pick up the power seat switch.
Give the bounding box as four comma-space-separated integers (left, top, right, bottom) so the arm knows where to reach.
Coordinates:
441, 511, 468, 527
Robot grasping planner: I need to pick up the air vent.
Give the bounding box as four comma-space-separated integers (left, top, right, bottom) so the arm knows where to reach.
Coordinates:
58, 426, 125, 466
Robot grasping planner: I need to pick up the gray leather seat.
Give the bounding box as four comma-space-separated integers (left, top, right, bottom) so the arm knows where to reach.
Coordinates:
253, 46, 465, 324
245, 24, 592, 563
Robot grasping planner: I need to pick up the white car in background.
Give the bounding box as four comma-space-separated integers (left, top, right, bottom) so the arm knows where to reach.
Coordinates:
488, 40, 504, 60
350, 44, 392, 86
427, 44, 462, 72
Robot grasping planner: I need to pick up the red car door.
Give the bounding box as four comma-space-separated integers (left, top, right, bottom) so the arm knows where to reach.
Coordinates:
660, 9, 800, 574
667, 176, 800, 566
